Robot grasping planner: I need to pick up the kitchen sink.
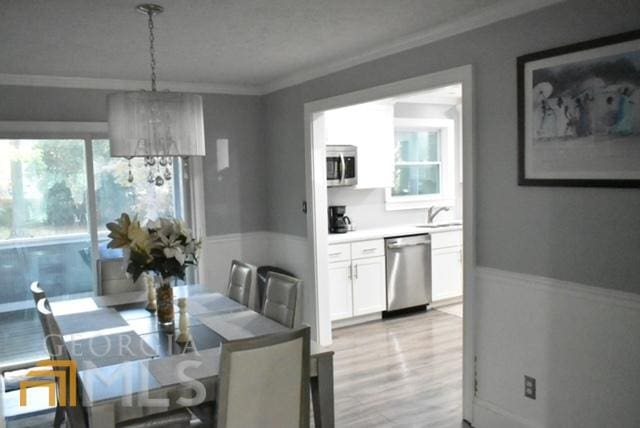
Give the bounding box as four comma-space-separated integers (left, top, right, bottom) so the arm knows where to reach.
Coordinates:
416, 221, 462, 228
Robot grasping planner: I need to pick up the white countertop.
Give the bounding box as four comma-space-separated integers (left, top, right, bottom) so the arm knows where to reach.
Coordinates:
327, 223, 462, 244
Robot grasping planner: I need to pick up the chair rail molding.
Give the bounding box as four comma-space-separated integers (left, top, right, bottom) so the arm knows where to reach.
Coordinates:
473, 266, 640, 428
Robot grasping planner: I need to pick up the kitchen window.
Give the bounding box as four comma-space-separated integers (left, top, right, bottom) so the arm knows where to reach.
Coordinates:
385, 118, 456, 210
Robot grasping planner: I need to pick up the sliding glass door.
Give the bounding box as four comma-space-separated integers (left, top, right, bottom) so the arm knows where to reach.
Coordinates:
0, 137, 183, 368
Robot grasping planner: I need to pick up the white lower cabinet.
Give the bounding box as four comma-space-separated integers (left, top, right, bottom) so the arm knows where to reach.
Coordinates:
431, 231, 463, 302
329, 239, 386, 321
352, 256, 387, 316
328, 261, 353, 321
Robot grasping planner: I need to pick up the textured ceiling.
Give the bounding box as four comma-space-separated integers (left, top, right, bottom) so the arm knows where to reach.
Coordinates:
1, 0, 554, 90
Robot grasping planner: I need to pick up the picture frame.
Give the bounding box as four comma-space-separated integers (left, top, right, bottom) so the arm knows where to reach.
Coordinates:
518, 29, 640, 187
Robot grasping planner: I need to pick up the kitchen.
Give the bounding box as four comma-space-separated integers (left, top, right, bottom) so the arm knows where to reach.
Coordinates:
319, 84, 464, 329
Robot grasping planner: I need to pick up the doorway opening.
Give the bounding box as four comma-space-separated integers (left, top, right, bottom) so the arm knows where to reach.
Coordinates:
304, 65, 475, 424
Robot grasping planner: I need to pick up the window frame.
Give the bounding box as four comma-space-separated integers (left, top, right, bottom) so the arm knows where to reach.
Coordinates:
385, 118, 456, 211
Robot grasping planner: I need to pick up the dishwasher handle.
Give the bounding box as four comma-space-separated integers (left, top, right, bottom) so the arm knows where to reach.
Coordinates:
387, 240, 430, 249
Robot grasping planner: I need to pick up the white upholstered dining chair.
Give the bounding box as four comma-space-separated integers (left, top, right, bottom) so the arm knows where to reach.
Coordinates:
191, 327, 311, 428
262, 272, 301, 328
225, 260, 256, 308
97, 258, 146, 296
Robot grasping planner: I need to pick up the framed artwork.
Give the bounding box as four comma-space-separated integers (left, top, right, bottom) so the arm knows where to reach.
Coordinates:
518, 29, 640, 187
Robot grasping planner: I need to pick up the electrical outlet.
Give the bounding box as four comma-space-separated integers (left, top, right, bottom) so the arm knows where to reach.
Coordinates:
524, 375, 536, 399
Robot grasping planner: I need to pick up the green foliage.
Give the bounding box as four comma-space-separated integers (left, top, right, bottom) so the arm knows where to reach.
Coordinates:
45, 181, 76, 226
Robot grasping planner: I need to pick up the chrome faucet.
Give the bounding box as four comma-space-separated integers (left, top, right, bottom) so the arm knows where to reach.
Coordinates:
426, 206, 450, 224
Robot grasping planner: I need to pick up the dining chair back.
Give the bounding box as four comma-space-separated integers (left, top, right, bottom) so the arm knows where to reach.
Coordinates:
36, 297, 88, 428
226, 260, 256, 308
97, 258, 146, 296
30, 281, 46, 304
216, 327, 310, 428
262, 272, 301, 328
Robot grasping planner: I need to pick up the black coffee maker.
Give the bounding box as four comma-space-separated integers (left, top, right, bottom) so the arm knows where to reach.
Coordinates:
328, 205, 351, 234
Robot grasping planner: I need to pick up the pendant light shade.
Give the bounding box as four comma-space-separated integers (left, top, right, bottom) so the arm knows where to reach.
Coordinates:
107, 4, 206, 186
108, 91, 205, 157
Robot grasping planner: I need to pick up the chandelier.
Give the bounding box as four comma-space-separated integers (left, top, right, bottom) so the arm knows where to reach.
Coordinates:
107, 4, 205, 186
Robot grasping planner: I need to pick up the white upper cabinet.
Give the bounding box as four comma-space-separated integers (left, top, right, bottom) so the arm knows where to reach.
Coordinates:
325, 102, 394, 189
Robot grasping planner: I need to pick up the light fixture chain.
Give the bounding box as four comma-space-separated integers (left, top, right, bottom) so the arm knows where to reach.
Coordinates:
147, 10, 157, 92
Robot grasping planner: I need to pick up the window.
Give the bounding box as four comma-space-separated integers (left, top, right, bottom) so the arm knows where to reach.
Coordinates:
0, 135, 184, 368
386, 118, 456, 210
392, 129, 442, 197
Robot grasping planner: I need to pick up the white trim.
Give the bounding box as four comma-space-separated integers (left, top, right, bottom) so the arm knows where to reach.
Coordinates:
304, 64, 475, 421
473, 398, 542, 428
475, 266, 640, 311
204, 231, 271, 244
0, 121, 108, 138
188, 157, 207, 283
0, 73, 261, 96
472, 267, 640, 428
263, 0, 563, 94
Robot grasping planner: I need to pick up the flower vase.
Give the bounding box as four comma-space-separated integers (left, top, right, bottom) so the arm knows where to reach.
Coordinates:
156, 276, 175, 326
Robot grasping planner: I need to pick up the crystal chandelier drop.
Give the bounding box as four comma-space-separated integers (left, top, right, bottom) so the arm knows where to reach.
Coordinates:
107, 4, 205, 186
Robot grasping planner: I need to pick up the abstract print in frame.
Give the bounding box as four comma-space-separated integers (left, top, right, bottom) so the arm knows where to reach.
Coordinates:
518, 29, 640, 187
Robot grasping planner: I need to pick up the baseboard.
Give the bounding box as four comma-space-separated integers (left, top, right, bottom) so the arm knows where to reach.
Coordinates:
332, 313, 382, 329
430, 295, 463, 308
473, 398, 541, 428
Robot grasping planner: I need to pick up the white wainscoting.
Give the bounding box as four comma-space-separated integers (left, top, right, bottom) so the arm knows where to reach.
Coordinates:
473, 267, 640, 428
200, 232, 314, 332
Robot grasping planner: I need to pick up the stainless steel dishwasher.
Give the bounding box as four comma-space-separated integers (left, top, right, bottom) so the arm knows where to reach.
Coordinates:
385, 234, 432, 312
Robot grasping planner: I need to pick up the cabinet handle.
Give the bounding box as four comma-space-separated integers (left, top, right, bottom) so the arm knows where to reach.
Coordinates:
348, 264, 352, 279
329, 252, 342, 257
354, 264, 358, 279
361, 248, 377, 253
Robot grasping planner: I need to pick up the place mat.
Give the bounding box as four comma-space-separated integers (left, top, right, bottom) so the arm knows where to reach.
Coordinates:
197, 311, 289, 341
56, 308, 129, 335
187, 293, 246, 316
145, 347, 220, 387
140, 324, 224, 358
68, 331, 158, 370
128, 313, 202, 336
50, 298, 99, 315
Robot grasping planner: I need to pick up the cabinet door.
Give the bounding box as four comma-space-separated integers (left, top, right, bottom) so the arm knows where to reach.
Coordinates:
352, 256, 387, 316
325, 103, 394, 189
431, 246, 463, 302
329, 261, 353, 321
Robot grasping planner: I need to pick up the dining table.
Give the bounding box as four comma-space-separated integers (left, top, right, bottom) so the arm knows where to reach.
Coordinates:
49, 285, 335, 428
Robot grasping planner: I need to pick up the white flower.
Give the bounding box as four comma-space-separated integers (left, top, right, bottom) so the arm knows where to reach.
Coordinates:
160, 233, 186, 265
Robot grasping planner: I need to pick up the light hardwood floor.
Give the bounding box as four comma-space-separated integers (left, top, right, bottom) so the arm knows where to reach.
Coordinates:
327, 308, 465, 428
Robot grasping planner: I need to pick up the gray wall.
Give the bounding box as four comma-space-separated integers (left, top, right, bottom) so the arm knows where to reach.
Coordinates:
0, 86, 266, 235
263, 0, 640, 294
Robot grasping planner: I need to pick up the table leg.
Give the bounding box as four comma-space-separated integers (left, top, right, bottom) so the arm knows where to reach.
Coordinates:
87, 403, 116, 428
311, 354, 334, 428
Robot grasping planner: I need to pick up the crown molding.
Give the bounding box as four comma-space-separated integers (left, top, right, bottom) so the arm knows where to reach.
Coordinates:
0, 73, 262, 96
260, 0, 564, 94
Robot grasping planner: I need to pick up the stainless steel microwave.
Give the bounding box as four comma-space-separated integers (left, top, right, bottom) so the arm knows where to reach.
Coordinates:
326, 145, 357, 187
